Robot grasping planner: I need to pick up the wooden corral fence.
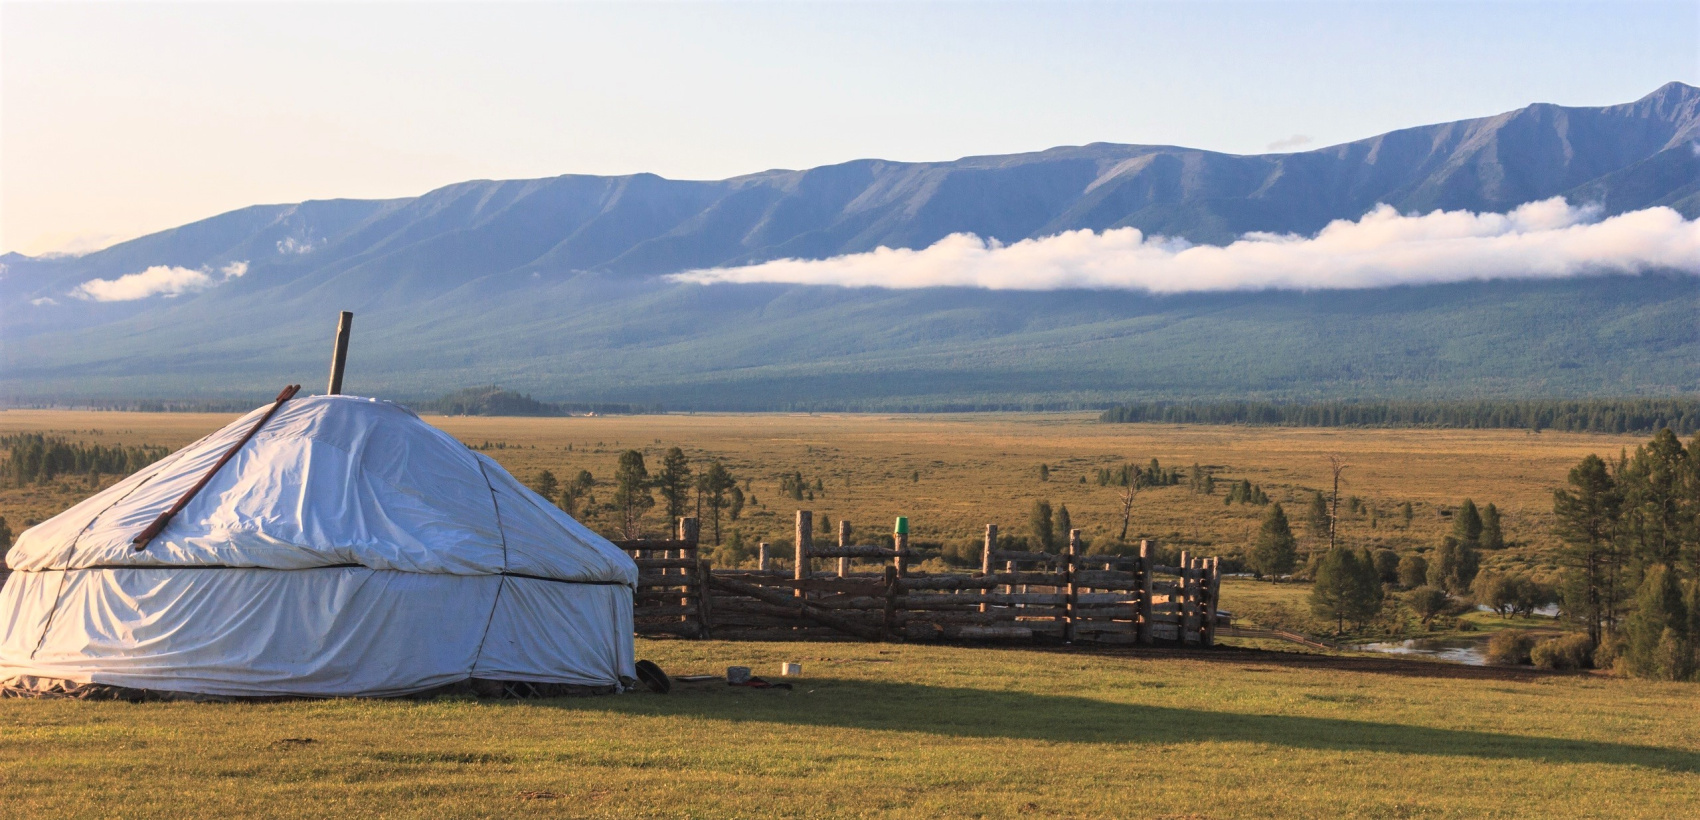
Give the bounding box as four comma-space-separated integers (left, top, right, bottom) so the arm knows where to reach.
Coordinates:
615, 512, 1226, 646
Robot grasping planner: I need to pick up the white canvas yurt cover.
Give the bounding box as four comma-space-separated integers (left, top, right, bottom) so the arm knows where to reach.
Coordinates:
0, 393, 637, 698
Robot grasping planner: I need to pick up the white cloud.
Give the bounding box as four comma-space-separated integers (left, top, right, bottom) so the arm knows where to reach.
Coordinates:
1266, 134, 1314, 151
669, 199, 1700, 294
30, 297, 57, 306
70, 260, 249, 302
276, 236, 318, 255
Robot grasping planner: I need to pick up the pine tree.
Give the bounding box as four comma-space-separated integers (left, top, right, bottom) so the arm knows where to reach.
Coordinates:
611, 450, 653, 539
1480, 503, 1504, 550
698, 461, 737, 545
1620, 563, 1693, 680
1400, 501, 1414, 529
1250, 502, 1298, 580
1310, 548, 1381, 633
528, 469, 558, 501
1426, 537, 1479, 594
1554, 454, 1625, 644
559, 469, 596, 517
1038, 464, 1050, 482
656, 447, 693, 522
1306, 491, 1330, 538
1054, 504, 1073, 547
1030, 500, 1054, 553
1451, 499, 1484, 547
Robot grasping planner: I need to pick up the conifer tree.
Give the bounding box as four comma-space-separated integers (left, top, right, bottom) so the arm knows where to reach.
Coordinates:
1054, 504, 1072, 546
1306, 491, 1330, 538
1250, 502, 1298, 581
1310, 548, 1382, 633
1480, 503, 1504, 550
1030, 500, 1055, 552
1554, 454, 1625, 644
528, 469, 559, 501
1451, 499, 1484, 547
698, 461, 737, 545
1620, 563, 1693, 680
656, 447, 693, 522
1400, 501, 1414, 529
611, 450, 653, 539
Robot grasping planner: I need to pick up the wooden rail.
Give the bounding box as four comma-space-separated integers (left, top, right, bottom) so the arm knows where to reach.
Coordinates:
617, 513, 1225, 647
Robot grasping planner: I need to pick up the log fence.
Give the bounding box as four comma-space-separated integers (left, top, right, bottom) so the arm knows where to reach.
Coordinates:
615, 512, 1225, 646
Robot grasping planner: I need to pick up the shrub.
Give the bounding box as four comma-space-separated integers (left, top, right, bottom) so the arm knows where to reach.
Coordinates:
1371, 549, 1400, 584
1594, 634, 1625, 671
1396, 554, 1428, 590
1406, 586, 1449, 627
1530, 633, 1596, 670
1486, 629, 1536, 665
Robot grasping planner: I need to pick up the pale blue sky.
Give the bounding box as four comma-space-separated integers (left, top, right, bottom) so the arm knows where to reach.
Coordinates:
3, 1, 1696, 254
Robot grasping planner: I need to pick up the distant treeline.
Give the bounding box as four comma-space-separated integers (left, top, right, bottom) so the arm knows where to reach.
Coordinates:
1099, 399, 1700, 435
415, 387, 657, 417
1, 433, 171, 486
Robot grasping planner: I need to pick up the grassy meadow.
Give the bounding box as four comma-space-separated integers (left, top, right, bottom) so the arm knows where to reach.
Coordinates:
3, 410, 1690, 817
3, 639, 1698, 818
0, 409, 1648, 575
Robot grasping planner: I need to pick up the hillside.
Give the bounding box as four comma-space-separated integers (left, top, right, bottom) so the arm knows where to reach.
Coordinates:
2, 83, 1696, 407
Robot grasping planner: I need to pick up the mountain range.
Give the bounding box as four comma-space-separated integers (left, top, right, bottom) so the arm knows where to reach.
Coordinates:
3, 82, 1697, 409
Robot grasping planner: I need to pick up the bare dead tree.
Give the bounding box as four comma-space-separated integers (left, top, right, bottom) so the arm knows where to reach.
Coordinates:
1326, 455, 1349, 551
1117, 465, 1143, 541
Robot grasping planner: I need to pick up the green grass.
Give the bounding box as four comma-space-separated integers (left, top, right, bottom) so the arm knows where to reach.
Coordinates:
3, 640, 1697, 818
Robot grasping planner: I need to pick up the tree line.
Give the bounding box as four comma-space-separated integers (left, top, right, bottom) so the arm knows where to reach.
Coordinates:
1098, 399, 1700, 435
1551, 429, 1700, 680
1, 434, 171, 487
419, 386, 655, 416
526, 447, 746, 545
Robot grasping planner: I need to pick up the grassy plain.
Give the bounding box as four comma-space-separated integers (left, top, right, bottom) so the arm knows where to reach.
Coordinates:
3, 639, 1699, 818
0, 409, 1650, 578
1, 411, 1692, 817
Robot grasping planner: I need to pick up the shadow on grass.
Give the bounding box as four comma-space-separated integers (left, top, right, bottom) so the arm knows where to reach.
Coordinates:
534, 679, 1699, 773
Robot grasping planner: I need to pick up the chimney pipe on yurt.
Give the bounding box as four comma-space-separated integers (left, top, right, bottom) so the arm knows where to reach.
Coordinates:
327, 310, 353, 395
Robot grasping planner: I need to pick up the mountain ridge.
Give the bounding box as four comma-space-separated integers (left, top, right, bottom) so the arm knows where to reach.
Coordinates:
3, 83, 1697, 407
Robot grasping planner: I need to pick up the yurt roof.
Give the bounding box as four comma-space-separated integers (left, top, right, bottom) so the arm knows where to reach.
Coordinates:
6, 395, 635, 586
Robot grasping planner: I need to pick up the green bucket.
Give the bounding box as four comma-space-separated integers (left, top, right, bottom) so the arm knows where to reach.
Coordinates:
894, 516, 909, 535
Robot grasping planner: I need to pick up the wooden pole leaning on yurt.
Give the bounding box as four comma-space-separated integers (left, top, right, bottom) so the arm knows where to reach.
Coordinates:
132, 383, 302, 551
327, 311, 354, 395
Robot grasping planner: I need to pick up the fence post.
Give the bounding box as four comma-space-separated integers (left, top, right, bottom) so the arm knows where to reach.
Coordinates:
1065, 529, 1080, 643
980, 524, 997, 614
795, 510, 813, 598
1183, 554, 1196, 643
838, 519, 852, 577
1203, 557, 1220, 647
679, 518, 700, 624
696, 559, 713, 639
758, 542, 770, 572
882, 565, 899, 641
1137, 539, 1154, 644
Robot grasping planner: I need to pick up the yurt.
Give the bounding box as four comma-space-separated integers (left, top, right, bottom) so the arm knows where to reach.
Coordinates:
0, 390, 637, 698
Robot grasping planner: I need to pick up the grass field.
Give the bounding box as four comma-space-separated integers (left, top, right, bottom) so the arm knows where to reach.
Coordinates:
0, 410, 1651, 581
4, 411, 1689, 817
3, 639, 1698, 818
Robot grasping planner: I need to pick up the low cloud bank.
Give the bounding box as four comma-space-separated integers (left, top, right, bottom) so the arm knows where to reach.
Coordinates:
669, 199, 1700, 293
71, 260, 248, 302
